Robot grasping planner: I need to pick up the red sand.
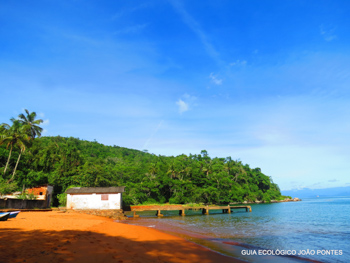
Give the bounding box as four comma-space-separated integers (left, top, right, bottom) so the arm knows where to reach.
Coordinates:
0, 211, 244, 263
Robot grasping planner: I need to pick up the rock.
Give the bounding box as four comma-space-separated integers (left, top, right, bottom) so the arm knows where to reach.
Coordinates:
72, 209, 127, 220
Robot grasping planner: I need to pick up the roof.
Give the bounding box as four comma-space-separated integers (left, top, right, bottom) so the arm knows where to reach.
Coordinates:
66, 186, 125, 194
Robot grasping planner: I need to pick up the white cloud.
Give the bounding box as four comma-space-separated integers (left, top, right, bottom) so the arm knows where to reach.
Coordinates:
183, 93, 196, 100
42, 119, 50, 126
176, 99, 189, 113
209, 72, 222, 85
320, 25, 337, 42
175, 94, 197, 114
230, 60, 247, 66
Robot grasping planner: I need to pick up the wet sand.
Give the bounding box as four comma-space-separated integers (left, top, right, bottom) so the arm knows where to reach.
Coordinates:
0, 211, 244, 263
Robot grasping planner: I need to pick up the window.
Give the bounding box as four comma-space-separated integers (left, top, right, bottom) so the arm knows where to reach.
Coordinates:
101, 194, 109, 201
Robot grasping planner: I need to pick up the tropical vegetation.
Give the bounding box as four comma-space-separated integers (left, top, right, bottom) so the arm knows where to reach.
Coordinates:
1, 110, 286, 206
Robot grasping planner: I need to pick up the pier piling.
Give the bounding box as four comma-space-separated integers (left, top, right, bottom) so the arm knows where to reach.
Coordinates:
130, 205, 252, 217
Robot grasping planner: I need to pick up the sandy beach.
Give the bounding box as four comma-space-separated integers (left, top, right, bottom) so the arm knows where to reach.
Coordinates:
0, 211, 244, 263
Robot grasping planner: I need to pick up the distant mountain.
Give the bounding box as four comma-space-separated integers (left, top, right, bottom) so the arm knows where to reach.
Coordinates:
282, 186, 350, 198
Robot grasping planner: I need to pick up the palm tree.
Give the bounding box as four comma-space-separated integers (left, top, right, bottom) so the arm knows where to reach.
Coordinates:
0, 120, 30, 180
18, 109, 43, 139
0, 123, 13, 175
167, 162, 176, 179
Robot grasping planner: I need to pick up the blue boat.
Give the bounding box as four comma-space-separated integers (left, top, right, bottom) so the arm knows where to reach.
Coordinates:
0, 211, 21, 219
9, 211, 20, 218
0, 212, 10, 221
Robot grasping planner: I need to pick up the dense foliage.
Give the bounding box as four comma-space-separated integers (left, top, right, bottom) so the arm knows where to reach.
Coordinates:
1, 125, 285, 206
1, 109, 43, 195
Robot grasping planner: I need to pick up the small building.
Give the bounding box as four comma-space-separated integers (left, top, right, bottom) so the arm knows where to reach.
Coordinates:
0, 184, 54, 209
66, 187, 125, 210
27, 185, 54, 207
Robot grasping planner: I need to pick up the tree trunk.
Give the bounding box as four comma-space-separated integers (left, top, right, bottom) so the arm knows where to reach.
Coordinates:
10, 150, 22, 181
3, 145, 13, 175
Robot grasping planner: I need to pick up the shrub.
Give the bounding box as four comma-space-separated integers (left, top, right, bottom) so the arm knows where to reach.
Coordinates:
0, 178, 17, 196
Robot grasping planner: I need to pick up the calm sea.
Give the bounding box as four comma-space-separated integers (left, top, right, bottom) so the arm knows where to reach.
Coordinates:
123, 197, 350, 263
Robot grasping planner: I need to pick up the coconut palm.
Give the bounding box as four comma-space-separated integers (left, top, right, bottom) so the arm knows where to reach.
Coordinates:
18, 109, 43, 139
0, 123, 12, 175
0, 120, 30, 180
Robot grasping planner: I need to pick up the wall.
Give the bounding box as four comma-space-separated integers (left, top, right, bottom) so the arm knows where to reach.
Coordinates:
66, 193, 122, 210
0, 199, 48, 209
70, 209, 126, 220
27, 186, 48, 200
46, 185, 54, 207
26, 185, 54, 204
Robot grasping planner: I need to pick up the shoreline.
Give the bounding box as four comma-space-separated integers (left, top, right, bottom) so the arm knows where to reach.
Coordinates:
1, 211, 244, 263
123, 215, 320, 263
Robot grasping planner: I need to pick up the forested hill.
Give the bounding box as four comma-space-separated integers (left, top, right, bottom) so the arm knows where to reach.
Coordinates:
1, 136, 285, 206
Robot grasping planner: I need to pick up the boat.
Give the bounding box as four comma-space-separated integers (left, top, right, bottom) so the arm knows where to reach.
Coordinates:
0, 212, 10, 221
9, 211, 20, 218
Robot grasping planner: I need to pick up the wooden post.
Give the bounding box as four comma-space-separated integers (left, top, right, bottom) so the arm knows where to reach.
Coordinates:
228, 205, 231, 214
179, 209, 185, 216
133, 211, 139, 218
156, 210, 163, 217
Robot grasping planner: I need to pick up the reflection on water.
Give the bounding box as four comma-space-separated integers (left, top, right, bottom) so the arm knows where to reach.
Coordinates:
123, 197, 350, 263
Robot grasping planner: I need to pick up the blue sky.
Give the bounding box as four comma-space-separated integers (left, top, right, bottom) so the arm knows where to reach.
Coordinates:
1, 0, 350, 191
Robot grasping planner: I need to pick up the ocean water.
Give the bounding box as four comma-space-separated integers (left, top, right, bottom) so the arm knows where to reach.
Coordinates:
123, 197, 350, 263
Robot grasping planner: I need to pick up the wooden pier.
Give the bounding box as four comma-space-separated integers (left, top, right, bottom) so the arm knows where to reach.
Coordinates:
129, 205, 252, 218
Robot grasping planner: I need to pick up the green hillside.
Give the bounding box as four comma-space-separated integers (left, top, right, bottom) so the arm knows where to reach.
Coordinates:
1, 135, 285, 206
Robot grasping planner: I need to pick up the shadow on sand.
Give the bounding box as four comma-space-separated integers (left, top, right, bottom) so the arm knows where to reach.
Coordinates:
0, 227, 240, 263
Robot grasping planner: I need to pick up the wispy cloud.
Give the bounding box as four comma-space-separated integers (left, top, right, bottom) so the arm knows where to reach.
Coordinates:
112, 3, 150, 20
209, 72, 222, 85
230, 60, 247, 67
143, 120, 164, 149
328, 179, 338, 183
320, 25, 337, 42
169, 0, 222, 65
113, 24, 149, 35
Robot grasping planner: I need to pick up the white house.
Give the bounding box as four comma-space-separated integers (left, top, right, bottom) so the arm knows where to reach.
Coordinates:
66, 186, 125, 210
